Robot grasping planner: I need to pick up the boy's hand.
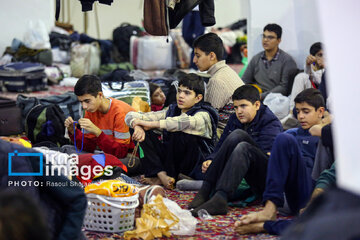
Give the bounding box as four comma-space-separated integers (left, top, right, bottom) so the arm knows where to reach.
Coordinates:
306, 54, 317, 66
202, 160, 212, 173
78, 118, 102, 137
322, 111, 332, 125
64, 116, 75, 135
309, 124, 323, 137
132, 125, 146, 142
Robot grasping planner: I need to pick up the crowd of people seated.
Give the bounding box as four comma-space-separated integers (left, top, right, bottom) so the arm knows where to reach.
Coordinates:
1, 22, 335, 239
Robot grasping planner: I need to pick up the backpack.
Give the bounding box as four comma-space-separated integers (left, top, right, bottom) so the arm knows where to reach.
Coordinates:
17, 92, 81, 130
25, 104, 69, 146
112, 23, 142, 62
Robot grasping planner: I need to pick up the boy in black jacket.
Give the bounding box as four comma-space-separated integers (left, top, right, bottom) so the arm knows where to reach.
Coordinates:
189, 85, 283, 216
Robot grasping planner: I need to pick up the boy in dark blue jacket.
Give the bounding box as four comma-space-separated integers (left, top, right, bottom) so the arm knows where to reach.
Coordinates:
189, 85, 283, 216
235, 88, 325, 235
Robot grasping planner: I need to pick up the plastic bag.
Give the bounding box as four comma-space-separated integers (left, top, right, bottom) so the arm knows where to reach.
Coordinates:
124, 195, 178, 240
162, 197, 198, 235
263, 92, 290, 120
70, 42, 101, 77
23, 20, 51, 49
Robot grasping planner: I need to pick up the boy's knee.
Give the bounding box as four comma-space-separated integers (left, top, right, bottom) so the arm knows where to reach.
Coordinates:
234, 141, 252, 153
274, 133, 297, 147
228, 129, 249, 141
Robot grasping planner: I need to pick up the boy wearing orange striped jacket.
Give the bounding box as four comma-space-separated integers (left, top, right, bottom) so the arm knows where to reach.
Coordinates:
64, 75, 135, 158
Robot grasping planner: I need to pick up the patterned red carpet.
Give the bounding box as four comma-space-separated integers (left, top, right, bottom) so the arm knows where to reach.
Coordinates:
85, 189, 283, 240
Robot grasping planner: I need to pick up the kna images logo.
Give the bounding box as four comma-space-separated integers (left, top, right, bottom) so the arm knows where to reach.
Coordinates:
8, 150, 43, 176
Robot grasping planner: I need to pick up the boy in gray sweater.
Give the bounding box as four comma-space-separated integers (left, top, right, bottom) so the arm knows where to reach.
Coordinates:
242, 23, 297, 100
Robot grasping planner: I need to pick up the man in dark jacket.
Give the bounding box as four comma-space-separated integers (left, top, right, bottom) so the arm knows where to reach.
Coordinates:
0, 139, 87, 240
189, 85, 283, 216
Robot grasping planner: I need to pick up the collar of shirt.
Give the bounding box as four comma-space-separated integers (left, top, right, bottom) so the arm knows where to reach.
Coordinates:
261, 50, 280, 68
207, 60, 226, 76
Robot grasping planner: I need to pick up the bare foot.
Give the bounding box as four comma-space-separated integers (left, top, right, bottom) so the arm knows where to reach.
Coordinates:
235, 210, 277, 227
235, 222, 265, 235
235, 201, 277, 227
157, 172, 175, 190
140, 175, 162, 185
159, 175, 175, 190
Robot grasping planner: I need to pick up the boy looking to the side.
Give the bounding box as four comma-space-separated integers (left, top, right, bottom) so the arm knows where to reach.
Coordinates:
193, 32, 244, 132
235, 88, 325, 234
64, 74, 135, 158
125, 73, 218, 189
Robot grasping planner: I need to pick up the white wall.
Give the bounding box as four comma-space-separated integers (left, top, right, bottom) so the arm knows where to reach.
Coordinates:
213, 0, 248, 28
0, 0, 246, 54
0, 0, 54, 55
247, 0, 322, 68
317, 0, 360, 196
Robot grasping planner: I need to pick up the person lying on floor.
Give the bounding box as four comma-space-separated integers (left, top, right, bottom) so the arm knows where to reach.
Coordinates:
149, 82, 166, 112
64, 74, 136, 159
193, 32, 244, 133
189, 84, 283, 216
125, 73, 218, 189
234, 88, 326, 235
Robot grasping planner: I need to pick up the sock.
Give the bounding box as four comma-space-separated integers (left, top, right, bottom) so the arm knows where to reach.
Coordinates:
176, 179, 203, 191
188, 181, 212, 209
192, 191, 228, 217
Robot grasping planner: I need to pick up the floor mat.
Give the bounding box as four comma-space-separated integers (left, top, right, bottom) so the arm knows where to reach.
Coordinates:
84, 189, 285, 240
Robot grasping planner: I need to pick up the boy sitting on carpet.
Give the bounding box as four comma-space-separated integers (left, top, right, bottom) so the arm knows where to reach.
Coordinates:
234, 88, 325, 235
64, 74, 135, 159
125, 73, 218, 189
189, 85, 283, 216
193, 32, 244, 133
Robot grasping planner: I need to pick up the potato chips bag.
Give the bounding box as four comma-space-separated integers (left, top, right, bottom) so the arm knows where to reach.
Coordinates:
85, 180, 138, 197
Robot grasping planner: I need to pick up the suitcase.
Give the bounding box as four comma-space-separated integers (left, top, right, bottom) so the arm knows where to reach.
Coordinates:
130, 36, 175, 70
0, 62, 47, 92
0, 97, 22, 135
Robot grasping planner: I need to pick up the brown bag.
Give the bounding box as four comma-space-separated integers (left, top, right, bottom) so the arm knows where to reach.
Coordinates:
143, 0, 169, 36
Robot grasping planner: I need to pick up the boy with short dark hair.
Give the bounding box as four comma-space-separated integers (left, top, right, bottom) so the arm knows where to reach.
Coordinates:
193, 32, 244, 131
189, 85, 283, 216
289, 42, 325, 110
64, 74, 135, 158
235, 88, 325, 235
242, 23, 297, 100
125, 73, 218, 189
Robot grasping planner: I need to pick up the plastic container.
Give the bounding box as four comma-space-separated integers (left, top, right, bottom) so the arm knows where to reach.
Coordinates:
83, 193, 139, 233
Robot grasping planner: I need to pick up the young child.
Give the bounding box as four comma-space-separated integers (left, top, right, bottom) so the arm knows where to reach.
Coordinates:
64, 74, 135, 158
149, 82, 166, 112
189, 85, 283, 216
193, 32, 244, 133
235, 88, 325, 235
125, 73, 218, 189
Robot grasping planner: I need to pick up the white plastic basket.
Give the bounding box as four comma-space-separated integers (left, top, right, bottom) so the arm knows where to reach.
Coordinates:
83, 193, 139, 233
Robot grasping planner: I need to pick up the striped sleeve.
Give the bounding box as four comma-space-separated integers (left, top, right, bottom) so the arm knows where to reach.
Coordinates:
159, 111, 212, 139
125, 109, 167, 128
